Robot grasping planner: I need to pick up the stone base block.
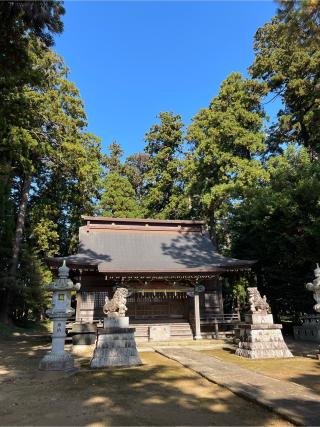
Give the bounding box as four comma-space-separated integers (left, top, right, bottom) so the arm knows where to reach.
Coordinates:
245, 313, 274, 324
149, 325, 171, 341
90, 327, 142, 368
71, 322, 97, 346
235, 325, 293, 359
71, 323, 97, 333
39, 351, 75, 371
104, 317, 129, 329
72, 333, 96, 345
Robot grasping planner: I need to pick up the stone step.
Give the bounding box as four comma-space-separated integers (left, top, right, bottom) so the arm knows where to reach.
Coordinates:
130, 318, 188, 325
132, 322, 194, 340
134, 326, 191, 331
133, 322, 191, 327
132, 321, 191, 325
171, 332, 193, 337
171, 328, 192, 332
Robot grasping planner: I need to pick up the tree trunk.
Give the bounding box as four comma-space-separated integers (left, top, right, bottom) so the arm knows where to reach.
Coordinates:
0, 158, 13, 239
208, 214, 218, 247
9, 174, 32, 277
0, 291, 11, 324
0, 174, 32, 324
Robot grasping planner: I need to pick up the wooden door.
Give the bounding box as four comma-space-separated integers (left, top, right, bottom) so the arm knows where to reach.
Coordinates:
127, 293, 188, 320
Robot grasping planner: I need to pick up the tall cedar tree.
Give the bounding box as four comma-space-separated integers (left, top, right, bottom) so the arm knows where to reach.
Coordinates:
0, 1, 64, 78
250, 0, 320, 158
0, 1, 65, 322
124, 152, 149, 203
0, 40, 102, 322
100, 143, 142, 218
187, 73, 268, 246
0, 1, 65, 193
229, 1, 320, 318
230, 146, 320, 319
143, 112, 189, 219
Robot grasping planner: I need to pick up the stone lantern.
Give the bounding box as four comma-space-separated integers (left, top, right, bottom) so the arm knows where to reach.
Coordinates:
39, 260, 80, 371
306, 263, 320, 359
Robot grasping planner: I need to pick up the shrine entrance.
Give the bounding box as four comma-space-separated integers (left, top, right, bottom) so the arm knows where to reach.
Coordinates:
127, 290, 189, 320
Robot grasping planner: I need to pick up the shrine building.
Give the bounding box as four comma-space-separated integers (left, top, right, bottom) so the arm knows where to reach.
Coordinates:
47, 216, 255, 340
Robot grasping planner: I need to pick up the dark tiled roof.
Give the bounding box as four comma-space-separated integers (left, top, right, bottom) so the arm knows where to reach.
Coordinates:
47, 220, 255, 275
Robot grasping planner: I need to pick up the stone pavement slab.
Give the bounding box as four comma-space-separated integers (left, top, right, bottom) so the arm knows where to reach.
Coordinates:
157, 347, 320, 426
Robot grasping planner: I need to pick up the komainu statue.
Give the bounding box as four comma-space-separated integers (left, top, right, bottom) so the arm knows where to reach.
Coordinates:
103, 287, 129, 318
248, 287, 271, 314
306, 263, 320, 313
236, 286, 293, 358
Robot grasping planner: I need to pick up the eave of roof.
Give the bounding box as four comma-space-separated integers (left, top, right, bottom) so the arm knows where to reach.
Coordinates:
82, 215, 205, 226
46, 256, 256, 275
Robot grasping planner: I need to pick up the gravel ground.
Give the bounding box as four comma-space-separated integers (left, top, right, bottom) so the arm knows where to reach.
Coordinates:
0, 335, 291, 426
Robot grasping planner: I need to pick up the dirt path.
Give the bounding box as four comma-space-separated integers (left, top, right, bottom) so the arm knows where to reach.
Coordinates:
0, 336, 291, 426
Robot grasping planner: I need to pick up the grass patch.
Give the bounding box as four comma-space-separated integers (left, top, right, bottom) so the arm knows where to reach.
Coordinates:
202, 348, 320, 394
0, 320, 52, 337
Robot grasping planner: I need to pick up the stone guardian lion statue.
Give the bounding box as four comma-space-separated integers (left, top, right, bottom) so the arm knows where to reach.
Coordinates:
247, 287, 271, 314
103, 287, 129, 318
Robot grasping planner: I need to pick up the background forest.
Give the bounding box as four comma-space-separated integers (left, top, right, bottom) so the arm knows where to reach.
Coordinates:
0, 0, 319, 325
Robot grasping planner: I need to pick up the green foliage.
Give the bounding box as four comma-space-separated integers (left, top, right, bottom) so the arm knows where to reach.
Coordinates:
99, 143, 144, 218
100, 173, 142, 218
0, 36, 102, 321
225, 1, 320, 319
13, 246, 52, 322
143, 112, 190, 219
6, 42, 103, 254
0, 1, 64, 90
124, 152, 149, 202
103, 142, 124, 174
230, 146, 319, 317
187, 73, 268, 244
2, 0, 320, 324
251, 0, 320, 157
232, 277, 250, 309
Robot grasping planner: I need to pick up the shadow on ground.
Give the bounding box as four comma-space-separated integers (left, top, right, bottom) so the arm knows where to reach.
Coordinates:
0, 335, 289, 426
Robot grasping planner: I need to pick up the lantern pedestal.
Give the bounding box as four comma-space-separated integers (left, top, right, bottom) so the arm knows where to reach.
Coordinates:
39, 352, 74, 371
39, 315, 74, 371
39, 260, 80, 371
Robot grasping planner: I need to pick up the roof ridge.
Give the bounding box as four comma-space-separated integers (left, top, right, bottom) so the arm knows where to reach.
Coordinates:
81, 215, 205, 225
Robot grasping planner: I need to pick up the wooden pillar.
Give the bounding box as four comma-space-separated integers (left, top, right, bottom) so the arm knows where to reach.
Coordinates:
75, 292, 82, 322
194, 291, 202, 340
214, 318, 219, 339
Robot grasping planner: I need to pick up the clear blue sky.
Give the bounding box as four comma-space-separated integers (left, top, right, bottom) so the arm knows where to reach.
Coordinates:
55, 1, 278, 156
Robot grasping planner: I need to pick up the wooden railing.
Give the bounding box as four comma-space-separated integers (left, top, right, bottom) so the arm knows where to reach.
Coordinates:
189, 313, 240, 323
200, 313, 240, 323
189, 313, 240, 339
